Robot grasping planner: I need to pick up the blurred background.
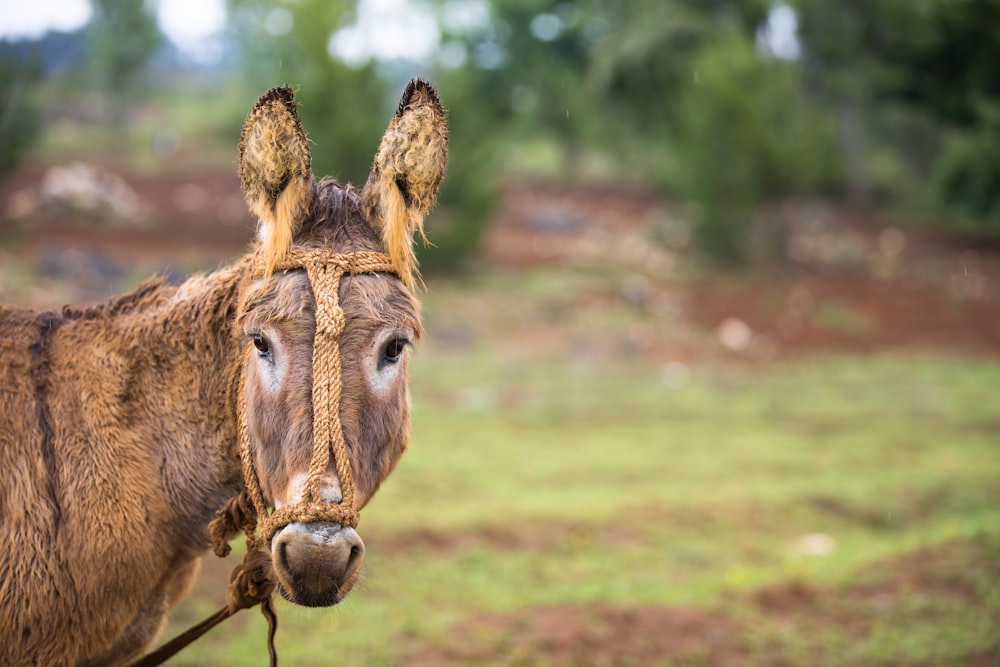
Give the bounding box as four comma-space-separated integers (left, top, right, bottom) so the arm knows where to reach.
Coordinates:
1, 1, 999, 665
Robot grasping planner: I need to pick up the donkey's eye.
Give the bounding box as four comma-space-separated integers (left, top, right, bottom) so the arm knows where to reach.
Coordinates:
252, 334, 271, 357
381, 338, 408, 366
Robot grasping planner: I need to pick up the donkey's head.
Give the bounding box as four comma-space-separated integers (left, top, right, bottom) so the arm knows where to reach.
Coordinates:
233, 80, 447, 607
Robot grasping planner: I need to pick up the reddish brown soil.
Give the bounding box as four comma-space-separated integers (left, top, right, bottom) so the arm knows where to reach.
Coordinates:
483, 182, 1000, 359
686, 271, 1000, 357
405, 603, 742, 667
403, 537, 1000, 667
1, 158, 253, 264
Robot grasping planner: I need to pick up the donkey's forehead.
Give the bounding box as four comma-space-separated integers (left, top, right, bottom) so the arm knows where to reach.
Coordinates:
239, 272, 315, 327
239, 269, 421, 334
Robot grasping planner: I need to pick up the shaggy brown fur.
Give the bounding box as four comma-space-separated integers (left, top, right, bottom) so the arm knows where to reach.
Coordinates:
0, 79, 446, 666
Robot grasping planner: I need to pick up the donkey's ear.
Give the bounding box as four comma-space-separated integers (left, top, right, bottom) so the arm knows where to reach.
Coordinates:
362, 78, 448, 288
239, 85, 315, 276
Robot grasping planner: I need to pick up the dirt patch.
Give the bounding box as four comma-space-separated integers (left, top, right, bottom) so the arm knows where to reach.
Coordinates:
1, 158, 253, 266
366, 518, 645, 559
364, 504, 731, 559
400, 537, 999, 667
745, 536, 1000, 663
686, 271, 1000, 358
405, 603, 743, 667
482, 182, 1000, 360
847, 536, 1000, 603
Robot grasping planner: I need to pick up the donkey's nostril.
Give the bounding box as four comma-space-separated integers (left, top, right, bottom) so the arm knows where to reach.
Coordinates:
345, 541, 365, 580
275, 537, 288, 569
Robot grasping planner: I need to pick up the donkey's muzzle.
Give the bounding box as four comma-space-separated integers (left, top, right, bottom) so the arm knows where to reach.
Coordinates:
271, 521, 365, 607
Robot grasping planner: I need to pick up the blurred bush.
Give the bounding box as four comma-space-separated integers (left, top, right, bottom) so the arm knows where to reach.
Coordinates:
0, 58, 41, 177
933, 103, 1000, 233
675, 32, 839, 264
86, 0, 161, 114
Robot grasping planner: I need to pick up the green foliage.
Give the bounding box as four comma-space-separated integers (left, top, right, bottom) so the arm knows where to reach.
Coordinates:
86, 0, 162, 102
880, 0, 1000, 128
933, 103, 1000, 232
793, 0, 1000, 226
588, 0, 768, 131
673, 32, 839, 264
0, 58, 41, 177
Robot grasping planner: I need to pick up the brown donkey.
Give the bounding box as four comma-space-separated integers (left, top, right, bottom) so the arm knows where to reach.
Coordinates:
0, 79, 447, 666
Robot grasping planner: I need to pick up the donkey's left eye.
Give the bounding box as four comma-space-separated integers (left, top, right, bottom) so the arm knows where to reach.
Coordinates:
381, 338, 408, 366
252, 334, 271, 357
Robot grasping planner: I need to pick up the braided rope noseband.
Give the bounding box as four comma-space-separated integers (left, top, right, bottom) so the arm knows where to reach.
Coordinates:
241, 249, 399, 546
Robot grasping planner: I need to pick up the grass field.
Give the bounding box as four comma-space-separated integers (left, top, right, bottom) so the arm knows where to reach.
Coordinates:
146, 268, 1000, 667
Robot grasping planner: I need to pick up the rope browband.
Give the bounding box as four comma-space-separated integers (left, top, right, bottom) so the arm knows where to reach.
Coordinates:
138, 249, 399, 667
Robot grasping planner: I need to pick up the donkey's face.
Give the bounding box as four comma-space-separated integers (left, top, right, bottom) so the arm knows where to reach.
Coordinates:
240, 265, 420, 511
235, 81, 446, 607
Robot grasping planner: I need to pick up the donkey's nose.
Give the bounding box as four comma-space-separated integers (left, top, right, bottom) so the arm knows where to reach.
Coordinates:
271, 522, 365, 607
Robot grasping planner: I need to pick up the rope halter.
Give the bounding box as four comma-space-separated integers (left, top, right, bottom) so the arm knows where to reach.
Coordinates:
237, 248, 399, 548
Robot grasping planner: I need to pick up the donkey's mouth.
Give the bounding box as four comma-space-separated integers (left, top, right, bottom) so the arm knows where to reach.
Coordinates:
271, 522, 365, 607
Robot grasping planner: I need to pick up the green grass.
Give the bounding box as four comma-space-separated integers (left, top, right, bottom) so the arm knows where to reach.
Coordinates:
165, 346, 1000, 666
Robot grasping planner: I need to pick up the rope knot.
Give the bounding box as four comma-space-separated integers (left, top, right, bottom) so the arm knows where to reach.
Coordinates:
208, 491, 259, 557
318, 304, 346, 336
227, 549, 275, 614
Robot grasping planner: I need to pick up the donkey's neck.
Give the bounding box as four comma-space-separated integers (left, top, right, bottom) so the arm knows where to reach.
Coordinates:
61, 260, 251, 551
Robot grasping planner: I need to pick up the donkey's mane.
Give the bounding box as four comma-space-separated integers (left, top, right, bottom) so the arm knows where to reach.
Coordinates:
59, 277, 174, 321
299, 178, 384, 255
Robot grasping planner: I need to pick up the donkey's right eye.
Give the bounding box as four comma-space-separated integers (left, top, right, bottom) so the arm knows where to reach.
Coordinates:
252, 334, 271, 357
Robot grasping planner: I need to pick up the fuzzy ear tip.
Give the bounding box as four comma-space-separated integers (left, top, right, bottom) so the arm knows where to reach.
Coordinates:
397, 78, 443, 117
254, 84, 296, 111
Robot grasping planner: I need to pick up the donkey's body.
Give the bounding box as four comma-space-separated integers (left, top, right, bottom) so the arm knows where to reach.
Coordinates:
0, 269, 244, 665
0, 80, 447, 666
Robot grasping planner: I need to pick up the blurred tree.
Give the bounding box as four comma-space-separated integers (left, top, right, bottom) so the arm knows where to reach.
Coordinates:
677, 33, 816, 264
933, 103, 1000, 232
792, 0, 945, 208
0, 58, 42, 178
86, 0, 162, 126
586, 0, 832, 264
879, 0, 1000, 128
437, 0, 597, 169
794, 0, 1000, 227
893, 0, 1000, 228
589, 0, 769, 132
427, 0, 603, 268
